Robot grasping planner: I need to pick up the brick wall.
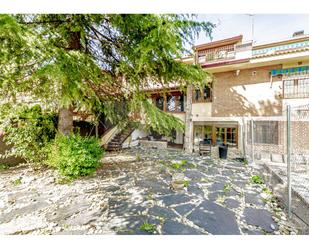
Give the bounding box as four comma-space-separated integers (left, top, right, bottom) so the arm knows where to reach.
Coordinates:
212, 65, 283, 117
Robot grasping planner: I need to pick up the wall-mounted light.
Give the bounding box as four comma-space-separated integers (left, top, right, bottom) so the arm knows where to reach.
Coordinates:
236, 70, 240, 76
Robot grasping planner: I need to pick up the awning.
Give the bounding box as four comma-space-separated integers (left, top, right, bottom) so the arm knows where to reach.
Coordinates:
270, 66, 309, 76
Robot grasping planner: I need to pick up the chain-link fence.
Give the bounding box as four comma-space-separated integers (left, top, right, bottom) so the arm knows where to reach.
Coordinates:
243, 105, 309, 229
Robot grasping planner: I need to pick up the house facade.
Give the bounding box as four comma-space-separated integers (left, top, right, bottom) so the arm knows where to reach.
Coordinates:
134, 32, 309, 158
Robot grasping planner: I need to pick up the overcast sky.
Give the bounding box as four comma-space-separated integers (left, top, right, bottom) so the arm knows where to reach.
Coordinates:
194, 14, 309, 46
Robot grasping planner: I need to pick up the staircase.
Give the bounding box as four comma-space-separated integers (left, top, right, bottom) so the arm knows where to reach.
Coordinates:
106, 127, 134, 151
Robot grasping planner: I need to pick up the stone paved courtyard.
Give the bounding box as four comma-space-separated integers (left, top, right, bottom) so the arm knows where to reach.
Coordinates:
0, 147, 298, 235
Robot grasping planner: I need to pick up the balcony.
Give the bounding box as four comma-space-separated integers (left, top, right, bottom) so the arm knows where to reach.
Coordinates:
198, 44, 235, 64
197, 42, 252, 65
252, 39, 309, 58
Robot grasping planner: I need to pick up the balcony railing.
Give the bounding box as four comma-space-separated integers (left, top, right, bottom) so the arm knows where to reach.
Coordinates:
198, 44, 235, 64
253, 40, 309, 57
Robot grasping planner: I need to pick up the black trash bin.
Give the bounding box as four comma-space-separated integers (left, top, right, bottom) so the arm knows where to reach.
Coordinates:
218, 144, 228, 159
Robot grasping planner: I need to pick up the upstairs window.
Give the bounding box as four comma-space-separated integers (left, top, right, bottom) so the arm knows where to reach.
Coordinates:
167, 96, 176, 112
167, 94, 185, 112
283, 78, 309, 98
193, 84, 212, 103
155, 96, 164, 110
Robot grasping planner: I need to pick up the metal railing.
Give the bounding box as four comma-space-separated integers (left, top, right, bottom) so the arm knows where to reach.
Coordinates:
243, 107, 309, 228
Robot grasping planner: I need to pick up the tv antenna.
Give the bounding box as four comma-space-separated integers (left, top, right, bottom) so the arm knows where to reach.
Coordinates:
247, 14, 255, 42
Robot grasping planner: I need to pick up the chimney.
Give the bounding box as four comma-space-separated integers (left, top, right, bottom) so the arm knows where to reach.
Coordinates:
293, 30, 304, 37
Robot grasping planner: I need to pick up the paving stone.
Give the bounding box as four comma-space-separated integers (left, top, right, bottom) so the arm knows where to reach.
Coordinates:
245, 193, 265, 207
221, 170, 235, 177
187, 184, 204, 196
0, 215, 47, 235
208, 182, 225, 192
65, 210, 103, 226
135, 179, 170, 194
54, 230, 85, 235
108, 199, 146, 216
224, 198, 240, 209
174, 203, 196, 216
45, 202, 89, 222
162, 220, 204, 235
148, 205, 178, 219
0, 201, 49, 223
224, 189, 239, 198
184, 170, 205, 180
205, 167, 220, 175
241, 228, 264, 235
243, 207, 278, 233
208, 191, 222, 201
158, 194, 191, 206
103, 185, 121, 193
232, 180, 248, 188
187, 200, 240, 235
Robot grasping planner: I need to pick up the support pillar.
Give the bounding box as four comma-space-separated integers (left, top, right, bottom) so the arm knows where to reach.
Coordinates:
184, 85, 194, 153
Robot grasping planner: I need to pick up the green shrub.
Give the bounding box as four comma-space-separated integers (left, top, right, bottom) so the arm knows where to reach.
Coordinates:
46, 133, 104, 179
0, 103, 57, 163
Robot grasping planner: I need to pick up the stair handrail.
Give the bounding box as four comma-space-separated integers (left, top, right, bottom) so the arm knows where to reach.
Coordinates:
100, 125, 120, 147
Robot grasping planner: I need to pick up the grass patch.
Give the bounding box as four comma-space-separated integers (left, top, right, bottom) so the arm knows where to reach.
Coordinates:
223, 183, 231, 193
11, 178, 22, 186
262, 187, 272, 195
216, 194, 226, 204
170, 160, 188, 172
140, 222, 157, 234
136, 153, 141, 161
0, 163, 9, 171
183, 180, 190, 188
251, 175, 264, 185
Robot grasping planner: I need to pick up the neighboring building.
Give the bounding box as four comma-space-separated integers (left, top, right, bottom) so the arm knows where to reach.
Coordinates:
123, 31, 309, 158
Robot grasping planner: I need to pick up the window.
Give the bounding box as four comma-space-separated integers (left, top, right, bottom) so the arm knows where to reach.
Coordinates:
249, 121, 279, 145
153, 92, 185, 112
194, 125, 237, 146
283, 78, 309, 98
155, 96, 164, 110
167, 94, 185, 112
193, 85, 212, 102
176, 95, 185, 112
167, 96, 176, 112
215, 127, 237, 146
194, 125, 212, 145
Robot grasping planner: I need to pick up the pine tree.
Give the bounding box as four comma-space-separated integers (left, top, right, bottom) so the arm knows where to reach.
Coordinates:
0, 14, 214, 135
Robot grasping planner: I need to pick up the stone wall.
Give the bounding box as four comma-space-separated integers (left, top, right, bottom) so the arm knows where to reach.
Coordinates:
0, 136, 24, 166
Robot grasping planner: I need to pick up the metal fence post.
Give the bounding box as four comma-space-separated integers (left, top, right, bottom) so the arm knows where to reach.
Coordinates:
286, 105, 292, 219
251, 119, 254, 164
242, 118, 246, 159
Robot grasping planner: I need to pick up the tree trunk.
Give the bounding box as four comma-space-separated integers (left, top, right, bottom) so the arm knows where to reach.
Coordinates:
57, 30, 81, 135
58, 107, 74, 135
